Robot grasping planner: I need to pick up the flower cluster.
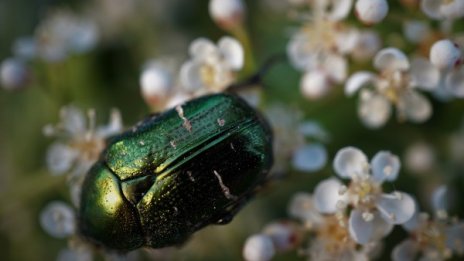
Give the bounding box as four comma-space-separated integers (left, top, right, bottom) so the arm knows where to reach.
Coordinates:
243, 147, 416, 261
140, 36, 245, 111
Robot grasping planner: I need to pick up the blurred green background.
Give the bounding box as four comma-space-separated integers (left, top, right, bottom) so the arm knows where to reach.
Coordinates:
1, 0, 464, 260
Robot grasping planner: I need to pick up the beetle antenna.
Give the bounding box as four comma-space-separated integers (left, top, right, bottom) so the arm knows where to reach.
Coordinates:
226, 53, 287, 93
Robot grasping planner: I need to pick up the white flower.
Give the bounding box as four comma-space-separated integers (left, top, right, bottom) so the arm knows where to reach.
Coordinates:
12, 37, 37, 60
40, 201, 76, 238
355, 0, 389, 24
421, 0, 464, 20
209, 0, 245, 30
35, 9, 99, 61
0, 58, 30, 90
286, 0, 357, 99
44, 106, 122, 206
403, 20, 430, 44
314, 147, 416, 244
243, 234, 276, 261
346, 48, 440, 128
430, 39, 463, 71
180, 36, 243, 94
393, 202, 464, 261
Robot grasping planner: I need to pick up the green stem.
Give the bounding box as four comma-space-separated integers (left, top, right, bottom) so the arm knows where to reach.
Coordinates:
231, 25, 256, 76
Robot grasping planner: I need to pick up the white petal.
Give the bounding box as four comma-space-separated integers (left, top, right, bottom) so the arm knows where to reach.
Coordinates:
445, 222, 464, 253
374, 48, 410, 72
298, 121, 329, 141
445, 67, 464, 98
404, 142, 436, 173
323, 54, 347, 83
326, 0, 353, 21
179, 61, 204, 92
431, 185, 449, 213
46, 143, 78, 175
218, 36, 244, 70
403, 20, 430, 44
355, 0, 389, 24
333, 146, 368, 178
300, 70, 331, 100
371, 212, 394, 240
429, 39, 462, 71
243, 234, 275, 261
263, 222, 300, 251
40, 201, 76, 238
358, 90, 391, 129
421, 0, 442, 19
292, 143, 328, 172
336, 28, 360, 54
189, 38, 217, 60
410, 57, 440, 90
287, 33, 317, 71
288, 192, 322, 223
314, 178, 347, 213
392, 239, 419, 261
345, 71, 376, 96
348, 209, 373, 245
351, 30, 382, 61
371, 151, 401, 183
440, 0, 464, 19
61, 106, 86, 135
209, 0, 245, 29
0, 58, 29, 90
376, 192, 416, 224
140, 62, 173, 105
398, 90, 432, 123
402, 210, 421, 232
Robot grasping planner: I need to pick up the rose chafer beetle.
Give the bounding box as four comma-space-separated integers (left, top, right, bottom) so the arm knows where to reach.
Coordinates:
78, 93, 273, 251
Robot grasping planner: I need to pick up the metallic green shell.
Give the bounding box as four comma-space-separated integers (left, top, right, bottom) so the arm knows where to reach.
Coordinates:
79, 93, 273, 251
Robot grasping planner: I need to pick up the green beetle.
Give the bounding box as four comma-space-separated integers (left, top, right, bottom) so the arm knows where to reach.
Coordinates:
78, 93, 273, 251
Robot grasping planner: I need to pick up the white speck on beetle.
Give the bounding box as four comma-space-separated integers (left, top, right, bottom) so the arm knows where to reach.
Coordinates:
176, 105, 192, 132
139, 141, 145, 146
217, 118, 225, 126
230, 143, 235, 151
170, 140, 177, 149
187, 171, 195, 182
213, 170, 237, 200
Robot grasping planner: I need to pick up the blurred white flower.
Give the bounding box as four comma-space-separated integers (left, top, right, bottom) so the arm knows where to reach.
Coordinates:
404, 142, 436, 174
12, 37, 37, 60
346, 48, 439, 128
403, 20, 430, 44
0, 58, 30, 90
140, 60, 174, 109
314, 147, 415, 244
430, 39, 463, 71
421, 0, 464, 20
287, 193, 379, 260
292, 143, 328, 172
287, 0, 357, 99
263, 221, 302, 252
209, 0, 245, 30
355, 0, 389, 24
393, 187, 464, 261
264, 105, 305, 175
44, 106, 122, 207
180, 36, 244, 94
243, 234, 276, 261
351, 30, 382, 62
40, 201, 76, 238
35, 9, 99, 62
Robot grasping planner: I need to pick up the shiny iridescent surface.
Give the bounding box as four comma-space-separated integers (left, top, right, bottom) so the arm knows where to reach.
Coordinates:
79, 94, 273, 251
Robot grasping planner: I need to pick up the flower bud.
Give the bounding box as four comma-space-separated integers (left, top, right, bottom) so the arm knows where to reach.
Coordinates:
355, 0, 389, 24
243, 234, 275, 261
209, 0, 245, 30
430, 39, 462, 70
